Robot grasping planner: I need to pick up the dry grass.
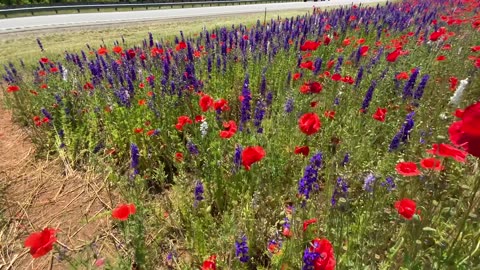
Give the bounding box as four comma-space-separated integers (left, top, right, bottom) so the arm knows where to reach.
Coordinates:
0, 9, 313, 66
0, 100, 122, 269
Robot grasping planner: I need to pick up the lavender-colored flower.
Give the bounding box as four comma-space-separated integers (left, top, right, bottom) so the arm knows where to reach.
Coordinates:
253, 100, 266, 133
354, 66, 364, 88
130, 143, 140, 176
266, 91, 273, 106
402, 68, 419, 99
361, 80, 377, 112
389, 112, 415, 151
239, 74, 252, 131
41, 108, 53, 121
341, 153, 350, 166
298, 152, 323, 200
413, 74, 430, 100
284, 97, 294, 113
331, 177, 348, 206
235, 235, 249, 263
36, 38, 44, 51
381, 176, 396, 191
363, 173, 376, 192
260, 70, 267, 96
233, 145, 243, 173
303, 245, 321, 270
187, 141, 199, 155
334, 55, 343, 73
193, 180, 204, 207
313, 58, 323, 75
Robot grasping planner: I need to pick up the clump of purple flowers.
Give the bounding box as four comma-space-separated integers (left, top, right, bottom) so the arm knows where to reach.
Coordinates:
363, 173, 376, 192
130, 143, 140, 176
193, 180, 204, 207
298, 152, 323, 201
331, 177, 348, 206
389, 111, 415, 151
235, 235, 249, 263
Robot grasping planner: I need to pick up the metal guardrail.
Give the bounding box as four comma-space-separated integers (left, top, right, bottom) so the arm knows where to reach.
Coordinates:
0, 0, 303, 17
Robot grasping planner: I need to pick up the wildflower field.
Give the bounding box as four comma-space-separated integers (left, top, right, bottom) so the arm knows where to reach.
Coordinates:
1, 0, 480, 269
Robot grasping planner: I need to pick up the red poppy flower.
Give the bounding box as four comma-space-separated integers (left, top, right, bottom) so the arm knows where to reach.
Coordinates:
395, 162, 421, 176
303, 218, 317, 231
40, 57, 49, 63
175, 116, 193, 131
306, 238, 336, 270
134, 128, 144, 134
146, 130, 156, 136
372, 108, 387, 122
386, 49, 401, 62
300, 81, 322, 94
427, 143, 467, 162
24, 228, 57, 258
268, 242, 280, 254
436, 55, 446, 61
7, 85, 20, 93
420, 158, 444, 171
342, 38, 351, 46
449, 76, 458, 91
138, 99, 146, 106
300, 61, 314, 70
213, 98, 229, 111
201, 255, 216, 270
300, 40, 320, 51
83, 82, 94, 90
112, 203, 136, 221
175, 41, 187, 51
396, 72, 409, 80
331, 73, 342, 81
219, 120, 237, 139
175, 152, 183, 162
324, 110, 335, 119
442, 44, 452, 50
199, 94, 214, 112
195, 115, 206, 123
113, 46, 123, 54
341, 75, 354, 84
127, 49, 136, 58
294, 146, 310, 156
394, 198, 416, 220
293, 73, 302, 81
241, 146, 266, 171
298, 113, 321, 135
429, 31, 443, 41
98, 47, 108, 55
359, 45, 369, 56
448, 102, 480, 157
471, 46, 480, 52
310, 101, 318, 108
454, 109, 464, 118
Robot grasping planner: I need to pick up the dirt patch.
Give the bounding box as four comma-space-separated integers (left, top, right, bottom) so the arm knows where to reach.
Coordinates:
0, 102, 119, 269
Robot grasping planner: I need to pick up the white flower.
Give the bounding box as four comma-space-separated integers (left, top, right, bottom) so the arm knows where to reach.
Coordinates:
62, 68, 68, 81
449, 78, 468, 106
200, 121, 208, 138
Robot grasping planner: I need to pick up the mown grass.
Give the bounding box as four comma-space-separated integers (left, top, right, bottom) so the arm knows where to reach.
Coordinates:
0, 9, 313, 66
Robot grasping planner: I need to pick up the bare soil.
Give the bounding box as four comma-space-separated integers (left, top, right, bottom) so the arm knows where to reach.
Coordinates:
0, 102, 118, 269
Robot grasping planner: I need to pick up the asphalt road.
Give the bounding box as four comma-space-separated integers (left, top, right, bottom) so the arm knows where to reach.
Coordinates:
0, 0, 385, 34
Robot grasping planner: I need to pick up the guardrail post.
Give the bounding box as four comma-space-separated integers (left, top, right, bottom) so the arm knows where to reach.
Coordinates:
77, 8, 80, 13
